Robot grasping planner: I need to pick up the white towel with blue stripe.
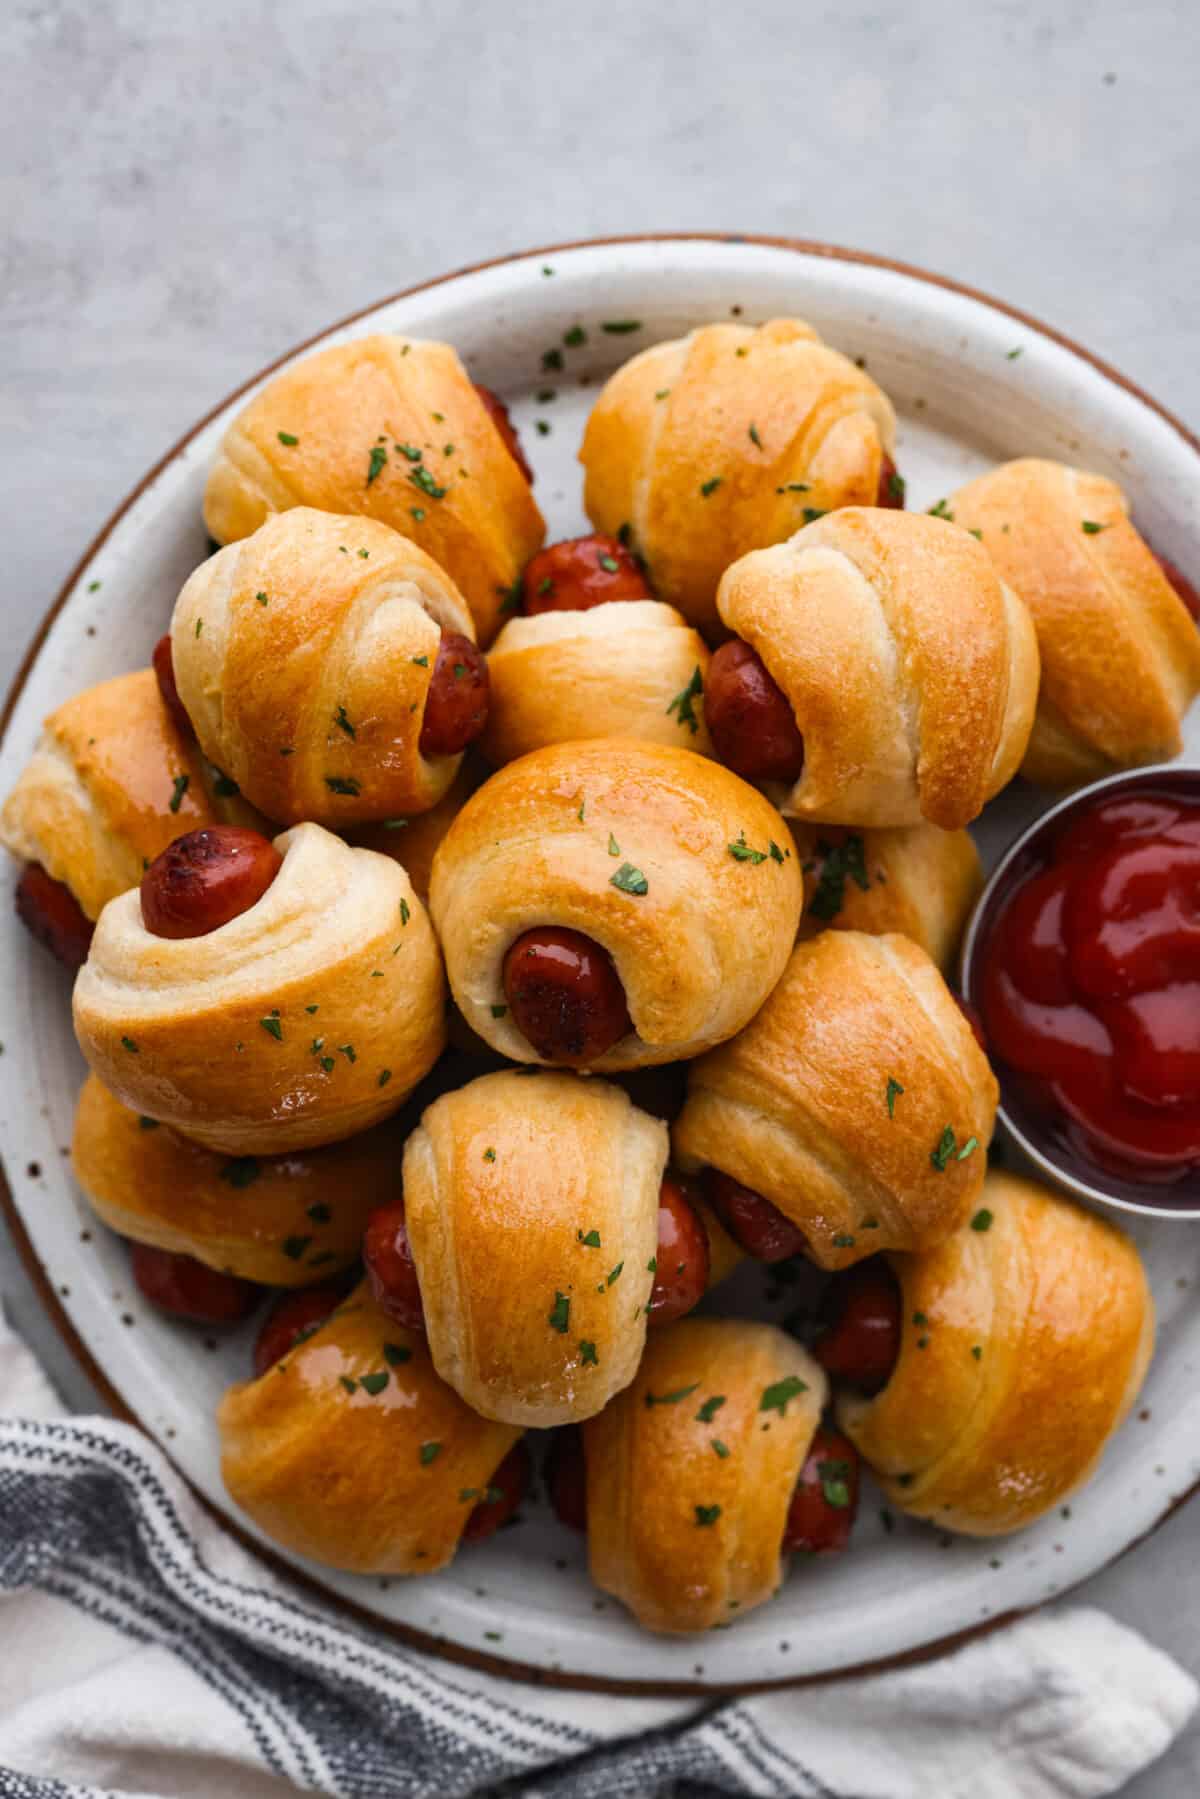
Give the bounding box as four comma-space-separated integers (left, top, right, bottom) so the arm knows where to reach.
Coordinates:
0, 1305, 1194, 1799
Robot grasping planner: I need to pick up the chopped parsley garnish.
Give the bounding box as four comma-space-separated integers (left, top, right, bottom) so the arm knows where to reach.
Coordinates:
694, 1504, 721, 1527
281, 1235, 312, 1260
255, 590, 270, 606
666, 665, 703, 733
886, 1077, 904, 1117
399, 897, 410, 926
578, 1229, 601, 1248
957, 1136, 979, 1162
1006, 346, 1023, 360
325, 775, 361, 796
610, 862, 648, 896
802, 506, 828, 523
602, 319, 642, 334
776, 481, 811, 493
260, 1016, 283, 1041
711, 1439, 730, 1458
579, 1340, 598, 1365
277, 431, 299, 446
169, 774, 189, 813
599, 554, 619, 573
888, 470, 906, 503
728, 833, 767, 864
970, 1208, 994, 1232
748, 422, 763, 448
121, 1036, 139, 1053
607, 832, 621, 856
563, 324, 586, 347
769, 840, 786, 863
366, 445, 388, 485
337, 1043, 356, 1063
832, 1233, 856, 1248
137, 1116, 159, 1130
213, 772, 239, 796
1081, 520, 1107, 534
340, 1376, 358, 1394
395, 441, 422, 462
377, 1068, 392, 1088
220, 1156, 260, 1189
333, 705, 355, 739
606, 1261, 624, 1286
930, 1126, 958, 1170
548, 1291, 570, 1333
699, 477, 722, 497
483, 1147, 496, 1163
419, 1440, 442, 1465
360, 1371, 389, 1396
542, 347, 564, 372
490, 1003, 507, 1018
383, 1342, 411, 1367
808, 834, 870, 920
645, 1382, 700, 1408
535, 420, 551, 436
972, 1344, 984, 1360
696, 1395, 726, 1423
409, 465, 447, 499
928, 498, 955, 520
759, 1375, 808, 1417
818, 1458, 852, 1508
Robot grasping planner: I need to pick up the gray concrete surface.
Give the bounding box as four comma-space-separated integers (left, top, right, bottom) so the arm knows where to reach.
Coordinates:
3, 2, 1199, 1792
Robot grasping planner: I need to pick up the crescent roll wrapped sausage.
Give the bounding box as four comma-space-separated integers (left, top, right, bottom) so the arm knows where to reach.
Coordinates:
583, 1318, 828, 1633
949, 459, 1200, 786
712, 508, 1039, 829
71, 1073, 398, 1286
73, 822, 444, 1153
203, 333, 545, 645
836, 1172, 1154, 1535
789, 820, 983, 974
171, 509, 483, 825
428, 739, 803, 1071
219, 1281, 524, 1574
400, 1070, 668, 1426
580, 318, 898, 637
0, 668, 240, 970
673, 932, 998, 1271
481, 602, 713, 766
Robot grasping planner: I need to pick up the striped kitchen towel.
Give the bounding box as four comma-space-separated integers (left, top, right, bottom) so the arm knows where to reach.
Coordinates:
0, 1306, 1194, 1799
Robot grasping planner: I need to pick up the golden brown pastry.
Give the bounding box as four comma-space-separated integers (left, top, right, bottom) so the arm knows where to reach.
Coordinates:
171, 509, 481, 826
0, 669, 229, 922
73, 822, 445, 1153
714, 508, 1039, 828
949, 458, 1200, 785
481, 601, 713, 765
428, 738, 804, 1070
203, 334, 545, 644
838, 1171, 1154, 1535
401, 1069, 668, 1426
583, 1317, 827, 1633
673, 931, 997, 1271
351, 755, 486, 905
72, 1073, 400, 1286
219, 1280, 523, 1574
789, 820, 983, 974
580, 318, 897, 637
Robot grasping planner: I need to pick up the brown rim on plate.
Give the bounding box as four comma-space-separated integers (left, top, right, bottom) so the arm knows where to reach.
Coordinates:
1, 232, 1197, 1698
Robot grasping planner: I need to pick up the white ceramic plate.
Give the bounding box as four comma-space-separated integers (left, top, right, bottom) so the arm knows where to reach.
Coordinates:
3, 236, 1199, 1691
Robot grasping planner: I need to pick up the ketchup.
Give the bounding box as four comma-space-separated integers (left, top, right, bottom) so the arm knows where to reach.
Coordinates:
976, 787, 1200, 1187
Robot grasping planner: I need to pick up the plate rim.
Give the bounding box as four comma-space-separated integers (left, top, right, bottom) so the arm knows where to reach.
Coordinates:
3, 230, 1198, 1698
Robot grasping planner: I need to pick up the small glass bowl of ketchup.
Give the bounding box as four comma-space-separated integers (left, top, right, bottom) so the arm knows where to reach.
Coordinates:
962, 765, 1200, 1219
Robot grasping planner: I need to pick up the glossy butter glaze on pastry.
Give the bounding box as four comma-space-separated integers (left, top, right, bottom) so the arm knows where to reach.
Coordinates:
581, 318, 898, 637
203, 334, 545, 644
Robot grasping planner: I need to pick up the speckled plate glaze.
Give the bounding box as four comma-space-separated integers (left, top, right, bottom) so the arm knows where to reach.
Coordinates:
2, 236, 1199, 1691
